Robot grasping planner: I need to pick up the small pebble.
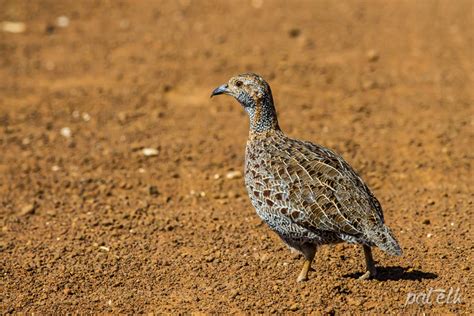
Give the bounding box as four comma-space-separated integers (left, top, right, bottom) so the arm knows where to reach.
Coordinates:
227, 191, 239, 199
367, 49, 379, 62
20, 204, 35, 216
347, 297, 362, 306
422, 219, 430, 225
229, 289, 239, 299
226, 170, 242, 179
60, 127, 72, 138
82, 112, 91, 122
56, 16, 70, 28
1, 21, 26, 33
289, 303, 299, 311
427, 233, 433, 238
142, 148, 159, 157
117, 112, 127, 123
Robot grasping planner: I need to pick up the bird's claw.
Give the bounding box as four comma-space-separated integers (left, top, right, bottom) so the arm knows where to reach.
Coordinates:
358, 270, 376, 280
297, 274, 309, 282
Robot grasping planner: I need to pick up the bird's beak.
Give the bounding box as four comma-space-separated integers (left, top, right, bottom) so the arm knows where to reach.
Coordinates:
210, 84, 229, 98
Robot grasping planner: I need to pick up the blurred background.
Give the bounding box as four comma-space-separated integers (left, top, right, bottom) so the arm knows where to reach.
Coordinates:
1, 0, 472, 313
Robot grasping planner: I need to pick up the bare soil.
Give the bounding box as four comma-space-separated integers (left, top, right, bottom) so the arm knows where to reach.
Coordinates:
0, 0, 472, 314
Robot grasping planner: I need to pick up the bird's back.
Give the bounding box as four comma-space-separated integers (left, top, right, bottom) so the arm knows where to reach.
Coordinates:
245, 130, 402, 255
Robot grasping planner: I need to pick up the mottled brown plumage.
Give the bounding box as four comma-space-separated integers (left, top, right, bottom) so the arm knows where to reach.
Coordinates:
211, 73, 401, 281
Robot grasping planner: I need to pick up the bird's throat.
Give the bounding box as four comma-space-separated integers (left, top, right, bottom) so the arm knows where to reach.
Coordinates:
246, 99, 280, 134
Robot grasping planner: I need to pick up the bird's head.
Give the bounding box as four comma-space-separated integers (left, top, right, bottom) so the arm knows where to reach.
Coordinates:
211, 73, 279, 133
210, 73, 272, 109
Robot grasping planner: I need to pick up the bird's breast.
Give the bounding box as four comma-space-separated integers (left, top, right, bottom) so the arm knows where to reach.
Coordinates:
244, 140, 292, 216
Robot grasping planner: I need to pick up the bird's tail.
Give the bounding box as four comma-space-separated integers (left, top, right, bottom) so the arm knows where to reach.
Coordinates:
373, 225, 403, 256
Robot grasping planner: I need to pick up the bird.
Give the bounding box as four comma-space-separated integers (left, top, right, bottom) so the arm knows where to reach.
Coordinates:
211, 73, 402, 282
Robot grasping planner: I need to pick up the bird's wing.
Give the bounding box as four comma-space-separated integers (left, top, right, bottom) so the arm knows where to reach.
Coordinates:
266, 138, 384, 237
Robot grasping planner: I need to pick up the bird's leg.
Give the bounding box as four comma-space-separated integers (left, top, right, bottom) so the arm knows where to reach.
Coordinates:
358, 245, 377, 280
297, 245, 316, 282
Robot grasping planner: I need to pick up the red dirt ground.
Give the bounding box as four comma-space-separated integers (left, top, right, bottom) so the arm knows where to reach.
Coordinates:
0, 0, 472, 314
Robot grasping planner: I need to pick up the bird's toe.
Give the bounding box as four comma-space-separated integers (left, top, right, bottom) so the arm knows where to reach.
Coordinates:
358, 270, 377, 280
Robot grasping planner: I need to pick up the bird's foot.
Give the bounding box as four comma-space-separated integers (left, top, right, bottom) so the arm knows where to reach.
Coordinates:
296, 258, 313, 282
297, 273, 309, 282
358, 269, 377, 280
359, 245, 377, 280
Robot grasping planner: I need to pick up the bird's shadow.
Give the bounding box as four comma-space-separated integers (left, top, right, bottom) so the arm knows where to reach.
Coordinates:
344, 266, 438, 281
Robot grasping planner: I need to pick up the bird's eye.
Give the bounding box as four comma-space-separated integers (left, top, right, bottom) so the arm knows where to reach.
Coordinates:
235, 80, 243, 87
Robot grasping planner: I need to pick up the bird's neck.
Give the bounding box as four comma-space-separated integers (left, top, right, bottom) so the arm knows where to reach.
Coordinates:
245, 98, 280, 135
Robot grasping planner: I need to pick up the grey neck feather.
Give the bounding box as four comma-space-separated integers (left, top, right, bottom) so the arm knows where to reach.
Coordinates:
239, 92, 279, 133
